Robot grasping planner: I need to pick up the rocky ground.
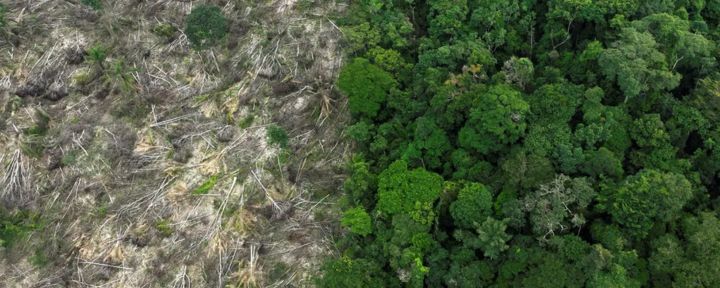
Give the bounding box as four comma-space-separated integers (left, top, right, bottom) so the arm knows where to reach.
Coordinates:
0, 1, 348, 286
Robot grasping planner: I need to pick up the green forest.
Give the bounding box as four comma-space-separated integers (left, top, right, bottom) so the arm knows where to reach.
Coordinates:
321, 0, 720, 287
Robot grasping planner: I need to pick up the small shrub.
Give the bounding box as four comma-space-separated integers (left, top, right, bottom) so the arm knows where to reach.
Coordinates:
81, 0, 102, 10
24, 109, 50, 136
86, 44, 107, 68
0, 4, 6, 29
30, 249, 49, 268
153, 23, 176, 40
94, 204, 108, 218
104, 59, 138, 93
238, 114, 255, 129
185, 5, 228, 50
61, 152, 77, 167
191, 175, 219, 195
21, 109, 50, 157
0, 210, 42, 248
20, 135, 44, 158
267, 125, 289, 148
155, 220, 173, 237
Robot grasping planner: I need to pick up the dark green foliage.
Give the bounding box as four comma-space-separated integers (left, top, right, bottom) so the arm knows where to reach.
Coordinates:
457, 217, 511, 259
458, 85, 529, 155
0, 4, 6, 29
316, 256, 390, 288
323, 0, 720, 285
599, 27, 681, 102
184, 5, 227, 50
86, 44, 107, 68
649, 213, 720, 286
266, 125, 289, 148
449, 183, 492, 229
81, 0, 102, 10
0, 210, 42, 248
343, 156, 376, 207
338, 58, 397, 119
604, 169, 693, 238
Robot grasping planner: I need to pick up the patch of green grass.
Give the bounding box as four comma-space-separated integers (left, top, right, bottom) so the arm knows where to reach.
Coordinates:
94, 204, 108, 218
268, 262, 290, 283
105, 59, 138, 94
30, 248, 49, 268
191, 175, 219, 195
238, 114, 255, 129
155, 220, 173, 237
267, 124, 289, 148
61, 151, 78, 167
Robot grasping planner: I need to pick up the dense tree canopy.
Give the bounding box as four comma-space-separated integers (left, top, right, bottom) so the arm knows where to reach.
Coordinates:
321, 0, 720, 286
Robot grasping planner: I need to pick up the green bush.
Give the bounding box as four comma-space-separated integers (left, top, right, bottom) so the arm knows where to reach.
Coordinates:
0, 4, 6, 29
81, 0, 102, 10
185, 5, 227, 50
155, 220, 173, 237
152, 23, 176, 40
267, 125, 289, 148
86, 44, 107, 68
0, 210, 42, 248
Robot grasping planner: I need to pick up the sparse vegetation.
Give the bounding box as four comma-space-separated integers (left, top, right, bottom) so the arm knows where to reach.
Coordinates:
61, 152, 77, 167
191, 175, 219, 195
